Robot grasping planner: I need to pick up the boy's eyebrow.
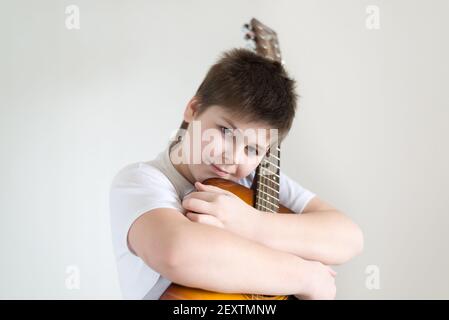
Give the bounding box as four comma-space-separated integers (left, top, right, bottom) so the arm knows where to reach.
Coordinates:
221, 116, 269, 151
221, 116, 237, 129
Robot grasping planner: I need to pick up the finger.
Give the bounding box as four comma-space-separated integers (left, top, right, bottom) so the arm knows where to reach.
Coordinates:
196, 181, 223, 192
186, 212, 224, 228
182, 197, 213, 215
196, 181, 233, 196
184, 191, 218, 203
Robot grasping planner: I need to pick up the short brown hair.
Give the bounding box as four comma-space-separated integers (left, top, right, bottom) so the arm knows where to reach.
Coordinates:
194, 48, 298, 140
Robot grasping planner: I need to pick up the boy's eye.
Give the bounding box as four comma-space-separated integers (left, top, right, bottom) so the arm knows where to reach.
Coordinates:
246, 146, 259, 156
220, 126, 234, 137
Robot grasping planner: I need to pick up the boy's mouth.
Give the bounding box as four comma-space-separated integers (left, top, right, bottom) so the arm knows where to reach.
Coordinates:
210, 164, 230, 177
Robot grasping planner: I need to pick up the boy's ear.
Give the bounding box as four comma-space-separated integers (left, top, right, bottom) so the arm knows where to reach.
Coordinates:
184, 96, 201, 123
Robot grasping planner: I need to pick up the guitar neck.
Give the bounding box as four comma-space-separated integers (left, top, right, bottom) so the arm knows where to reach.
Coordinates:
243, 18, 283, 211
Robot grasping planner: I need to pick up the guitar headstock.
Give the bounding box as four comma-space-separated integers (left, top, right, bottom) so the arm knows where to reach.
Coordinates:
242, 18, 283, 64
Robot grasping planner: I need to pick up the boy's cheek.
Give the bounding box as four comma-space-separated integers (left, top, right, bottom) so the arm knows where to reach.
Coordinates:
233, 166, 256, 180
189, 164, 209, 182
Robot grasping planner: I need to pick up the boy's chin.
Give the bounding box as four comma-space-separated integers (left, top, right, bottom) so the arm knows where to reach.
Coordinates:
197, 172, 235, 183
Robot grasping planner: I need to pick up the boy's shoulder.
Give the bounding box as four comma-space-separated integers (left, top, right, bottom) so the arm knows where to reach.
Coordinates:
110, 159, 174, 191
109, 149, 190, 217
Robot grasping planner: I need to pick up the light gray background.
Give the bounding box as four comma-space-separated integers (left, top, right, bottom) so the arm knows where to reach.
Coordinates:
1, 0, 448, 299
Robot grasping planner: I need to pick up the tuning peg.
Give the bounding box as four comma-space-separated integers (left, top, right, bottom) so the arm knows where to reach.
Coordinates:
242, 23, 251, 32
245, 40, 257, 52
243, 31, 255, 40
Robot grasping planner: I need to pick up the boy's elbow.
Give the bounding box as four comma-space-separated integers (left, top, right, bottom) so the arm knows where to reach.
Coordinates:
348, 220, 364, 258
154, 229, 197, 283
151, 236, 183, 272
341, 223, 364, 264
354, 224, 364, 256
135, 229, 190, 280
330, 223, 364, 265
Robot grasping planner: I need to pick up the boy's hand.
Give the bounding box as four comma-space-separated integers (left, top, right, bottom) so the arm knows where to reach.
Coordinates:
294, 261, 337, 300
182, 181, 258, 239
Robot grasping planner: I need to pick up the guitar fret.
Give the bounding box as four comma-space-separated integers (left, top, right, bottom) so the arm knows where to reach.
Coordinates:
261, 158, 280, 170
260, 167, 280, 179
267, 153, 280, 161
257, 202, 278, 213
260, 176, 280, 186
257, 180, 279, 194
262, 197, 279, 209
258, 189, 279, 201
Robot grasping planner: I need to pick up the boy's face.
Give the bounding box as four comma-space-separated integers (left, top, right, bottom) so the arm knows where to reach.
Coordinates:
173, 100, 278, 184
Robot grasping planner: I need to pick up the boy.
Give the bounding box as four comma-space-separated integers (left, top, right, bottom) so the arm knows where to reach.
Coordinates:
109, 49, 364, 300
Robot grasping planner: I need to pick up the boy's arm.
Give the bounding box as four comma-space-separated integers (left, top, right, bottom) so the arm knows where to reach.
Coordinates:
183, 183, 364, 266
250, 196, 364, 265
128, 208, 335, 297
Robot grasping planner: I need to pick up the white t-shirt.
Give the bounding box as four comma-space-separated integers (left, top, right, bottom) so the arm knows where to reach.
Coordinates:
109, 141, 316, 299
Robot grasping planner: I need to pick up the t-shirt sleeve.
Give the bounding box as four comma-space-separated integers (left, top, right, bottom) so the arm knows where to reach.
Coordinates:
279, 171, 316, 214
109, 163, 183, 257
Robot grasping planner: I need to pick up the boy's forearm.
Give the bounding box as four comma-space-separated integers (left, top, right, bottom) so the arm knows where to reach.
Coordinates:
161, 220, 308, 296
248, 210, 364, 265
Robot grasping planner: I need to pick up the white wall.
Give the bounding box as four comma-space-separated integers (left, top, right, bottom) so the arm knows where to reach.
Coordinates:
1, 0, 448, 299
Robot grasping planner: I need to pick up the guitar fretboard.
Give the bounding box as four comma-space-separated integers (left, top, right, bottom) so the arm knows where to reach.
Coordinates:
254, 144, 281, 213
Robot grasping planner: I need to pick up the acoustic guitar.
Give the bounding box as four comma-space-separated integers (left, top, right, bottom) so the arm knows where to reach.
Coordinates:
160, 18, 296, 300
